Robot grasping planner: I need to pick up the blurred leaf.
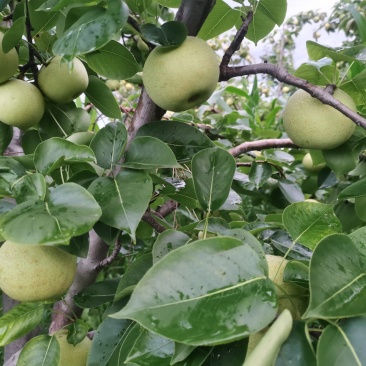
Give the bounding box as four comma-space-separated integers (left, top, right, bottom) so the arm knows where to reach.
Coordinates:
203, 339, 247, 365
283, 261, 309, 289
65, 233, 90, 258
249, 162, 272, 188
17, 335, 60, 366
192, 147, 236, 212
74, 278, 119, 308
111, 237, 277, 346
0, 302, 44, 347
123, 136, 181, 169
34, 137, 96, 175
338, 178, 366, 199
349, 5, 366, 43
275, 321, 316, 366
198, 0, 240, 40
294, 63, 338, 86
85, 40, 142, 79
2, 16, 25, 52
0, 157, 26, 196
136, 121, 214, 162
85, 75, 122, 119
304, 234, 366, 318
52, 0, 128, 58
317, 317, 366, 365
28, 0, 59, 34
141, 21, 187, 47
90, 121, 127, 169
283, 202, 342, 250
88, 170, 152, 241
12, 173, 47, 204
1, 183, 102, 245
66, 319, 89, 346
0, 122, 12, 155
278, 179, 305, 203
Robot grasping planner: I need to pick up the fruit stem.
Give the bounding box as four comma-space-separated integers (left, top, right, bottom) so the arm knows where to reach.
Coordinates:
324, 84, 336, 95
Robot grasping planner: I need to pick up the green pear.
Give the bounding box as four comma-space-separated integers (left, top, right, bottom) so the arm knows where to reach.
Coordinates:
38, 56, 89, 104
0, 241, 77, 302
105, 79, 121, 90
143, 36, 219, 112
0, 32, 19, 83
283, 88, 356, 150
55, 330, 92, 366
302, 153, 326, 172
0, 79, 45, 130
266, 254, 308, 319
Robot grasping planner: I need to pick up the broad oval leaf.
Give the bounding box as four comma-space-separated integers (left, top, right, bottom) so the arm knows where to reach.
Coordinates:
52, 0, 128, 58
192, 147, 236, 212
283, 202, 342, 250
317, 317, 366, 366
0, 302, 44, 347
17, 335, 60, 366
85, 40, 142, 79
0, 183, 102, 245
304, 234, 366, 319
34, 137, 96, 175
141, 21, 187, 47
85, 75, 122, 119
111, 237, 277, 346
88, 170, 152, 241
123, 136, 181, 169
136, 120, 214, 162
90, 121, 127, 169
87, 317, 134, 366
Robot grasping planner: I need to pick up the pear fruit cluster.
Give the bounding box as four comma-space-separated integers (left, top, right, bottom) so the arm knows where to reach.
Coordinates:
0, 35, 88, 130
283, 88, 356, 150
143, 36, 219, 112
0, 240, 77, 302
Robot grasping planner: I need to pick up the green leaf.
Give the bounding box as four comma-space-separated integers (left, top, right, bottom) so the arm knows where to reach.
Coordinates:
123, 136, 181, 169
249, 162, 272, 188
275, 321, 316, 366
283, 261, 309, 290
198, 0, 241, 40
0, 0, 10, 12
34, 137, 96, 175
338, 178, 366, 199
115, 253, 153, 301
0, 183, 102, 245
255, 0, 287, 26
317, 317, 366, 365
126, 328, 175, 365
85, 40, 142, 79
294, 63, 338, 86
192, 147, 236, 213
152, 229, 190, 264
111, 237, 277, 346
88, 170, 152, 241
84, 75, 122, 119
141, 21, 187, 47
349, 5, 366, 43
52, 0, 128, 58
28, 0, 59, 35
0, 157, 26, 196
0, 122, 12, 155
0, 302, 44, 347
17, 335, 60, 366
278, 179, 305, 203
12, 173, 47, 204
304, 234, 366, 319
90, 121, 127, 169
74, 278, 119, 308
66, 319, 89, 346
2, 16, 25, 53
203, 339, 247, 366
307, 41, 366, 63
87, 317, 134, 366
283, 202, 342, 250
136, 120, 214, 162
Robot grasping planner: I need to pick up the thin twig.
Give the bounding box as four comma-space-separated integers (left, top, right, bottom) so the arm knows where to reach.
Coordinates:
94, 233, 122, 271
142, 212, 167, 233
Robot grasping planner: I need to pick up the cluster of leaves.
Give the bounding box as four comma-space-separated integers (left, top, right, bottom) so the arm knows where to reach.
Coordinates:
2, 0, 366, 365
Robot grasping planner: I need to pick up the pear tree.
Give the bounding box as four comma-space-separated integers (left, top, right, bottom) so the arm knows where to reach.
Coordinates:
1, 0, 366, 365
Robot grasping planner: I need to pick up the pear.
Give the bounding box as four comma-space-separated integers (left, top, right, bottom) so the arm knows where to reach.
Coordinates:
0, 241, 77, 302
38, 56, 89, 104
0, 32, 19, 83
143, 36, 219, 112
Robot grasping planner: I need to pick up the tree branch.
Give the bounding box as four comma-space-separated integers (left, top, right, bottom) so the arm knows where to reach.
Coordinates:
220, 63, 366, 129
229, 138, 297, 157
93, 234, 122, 272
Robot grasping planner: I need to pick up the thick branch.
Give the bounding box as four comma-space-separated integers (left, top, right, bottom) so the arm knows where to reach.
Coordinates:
175, 0, 216, 36
229, 138, 297, 157
220, 63, 366, 129
49, 231, 109, 334
142, 212, 167, 233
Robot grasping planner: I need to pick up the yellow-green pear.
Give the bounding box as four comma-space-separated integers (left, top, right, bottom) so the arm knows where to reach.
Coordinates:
105, 79, 120, 90
0, 241, 77, 302
266, 254, 308, 319
0, 32, 19, 83
302, 153, 326, 172
0, 79, 45, 130
143, 36, 219, 112
38, 56, 89, 104
283, 88, 356, 150
55, 330, 92, 366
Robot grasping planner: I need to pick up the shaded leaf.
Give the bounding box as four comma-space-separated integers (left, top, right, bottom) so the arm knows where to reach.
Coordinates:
88, 170, 152, 241
141, 21, 187, 47
12, 173, 47, 204
111, 237, 277, 346
278, 179, 305, 203
0, 157, 26, 196
0, 122, 12, 155
2, 16, 25, 52
66, 319, 89, 345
